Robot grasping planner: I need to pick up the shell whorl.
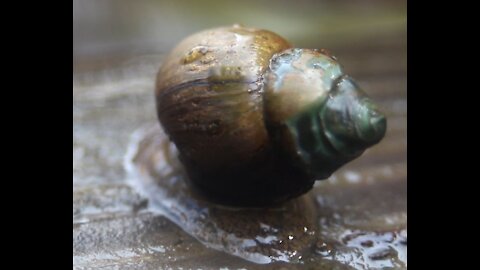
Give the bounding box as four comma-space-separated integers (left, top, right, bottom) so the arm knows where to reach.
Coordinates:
264, 48, 386, 179
155, 26, 386, 205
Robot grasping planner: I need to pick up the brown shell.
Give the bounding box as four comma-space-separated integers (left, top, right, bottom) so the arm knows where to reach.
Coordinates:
155, 26, 314, 206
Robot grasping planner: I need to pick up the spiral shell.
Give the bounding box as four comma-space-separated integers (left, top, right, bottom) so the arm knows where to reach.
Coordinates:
155, 25, 386, 206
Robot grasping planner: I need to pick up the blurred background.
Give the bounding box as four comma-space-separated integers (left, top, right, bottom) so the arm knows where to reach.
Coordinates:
73, 0, 406, 78
73, 1, 406, 269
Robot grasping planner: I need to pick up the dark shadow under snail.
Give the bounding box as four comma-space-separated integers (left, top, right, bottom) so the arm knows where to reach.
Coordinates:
155, 25, 386, 206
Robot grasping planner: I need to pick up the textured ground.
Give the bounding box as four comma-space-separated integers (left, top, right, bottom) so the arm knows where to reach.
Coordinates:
73, 1, 406, 269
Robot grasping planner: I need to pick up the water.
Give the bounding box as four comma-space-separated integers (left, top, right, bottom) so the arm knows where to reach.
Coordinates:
73, 14, 406, 267
121, 122, 406, 268
124, 124, 318, 264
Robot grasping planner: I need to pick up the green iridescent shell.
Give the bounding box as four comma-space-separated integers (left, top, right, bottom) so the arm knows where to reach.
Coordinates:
264, 48, 386, 180
155, 25, 386, 206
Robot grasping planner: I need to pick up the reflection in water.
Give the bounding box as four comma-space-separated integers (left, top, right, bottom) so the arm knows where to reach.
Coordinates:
124, 124, 406, 268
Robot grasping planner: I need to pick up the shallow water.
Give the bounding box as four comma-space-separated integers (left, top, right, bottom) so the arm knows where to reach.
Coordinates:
73, 58, 405, 269
122, 122, 406, 268
124, 124, 319, 264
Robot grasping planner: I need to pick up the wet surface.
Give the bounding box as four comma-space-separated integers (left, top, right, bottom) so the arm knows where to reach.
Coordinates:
73, 43, 406, 268
125, 124, 318, 264
120, 120, 406, 268
73, 1, 406, 268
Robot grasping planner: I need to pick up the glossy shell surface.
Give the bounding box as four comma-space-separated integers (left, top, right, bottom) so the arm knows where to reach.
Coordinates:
156, 26, 315, 205
155, 26, 386, 206
156, 26, 290, 173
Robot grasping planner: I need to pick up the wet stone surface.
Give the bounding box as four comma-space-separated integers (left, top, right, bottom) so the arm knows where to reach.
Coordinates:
73, 33, 406, 269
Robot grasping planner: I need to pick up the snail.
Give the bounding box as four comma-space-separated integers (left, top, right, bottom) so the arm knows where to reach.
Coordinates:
155, 25, 386, 206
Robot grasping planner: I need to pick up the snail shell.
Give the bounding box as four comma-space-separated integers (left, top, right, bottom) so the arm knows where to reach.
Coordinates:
155, 25, 386, 206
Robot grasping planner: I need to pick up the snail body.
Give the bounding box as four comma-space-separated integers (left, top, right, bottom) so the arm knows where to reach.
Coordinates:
156, 25, 386, 206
